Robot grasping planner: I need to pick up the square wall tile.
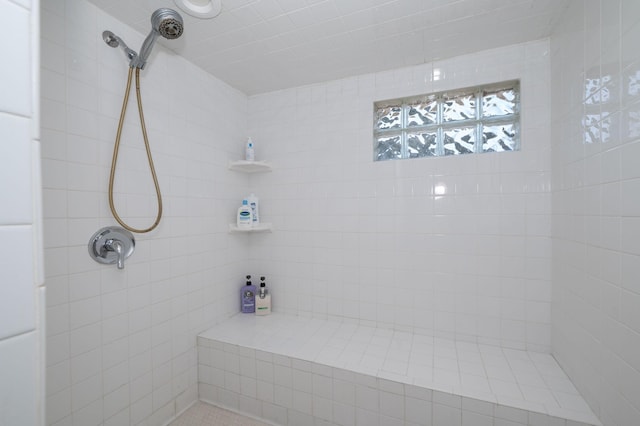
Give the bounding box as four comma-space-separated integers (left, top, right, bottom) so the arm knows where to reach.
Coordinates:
0, 225, 35, 339
0, 331, 38, 426
0, 0, 31, 116
0, 113, 32, 225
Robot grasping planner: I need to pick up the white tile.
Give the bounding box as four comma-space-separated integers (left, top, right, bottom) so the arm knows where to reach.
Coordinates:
102, 337, 127, 370
312, 373, 332, 398
494, 418, 527, 426
355, 384, 378, 412
293, 391, 313, 416
41, 158, 67, 190
69, 296, 101, 330
47, 389, 71, 425
240, 355, 257, 378
240, 376, 257, 398
312, 394, 332, 421
256, 380, 274, 403
356, 407, 380, 426
379, 389, 404, 419
332, 401, 356, 426
47, 359, 70, 396
102, 290, 128, 320
104, 408, 129, 426
71, 373, 102, 412
495, 404, 529, 423
68, 271, 100, 302
405, 396, 432, 425
71, 398, 102, 426
433, 403, 462, 426
47, 303, 69, 336
66, 78, 99, 112
102, 361, 128, 395
69, 323, 101, 357
0, 1, 31, 116
333, 378, 355, 406
0, 114, 32, 225
462, 411, 493, 426
0, 225, 35, 339
47, 332, 69, 367
620, 179, 640, 216
262, 401, 287, 425
0, 332, 38, 426
621, 290, 640, 333
103, 384, 129, 420
41, 69, 66, 103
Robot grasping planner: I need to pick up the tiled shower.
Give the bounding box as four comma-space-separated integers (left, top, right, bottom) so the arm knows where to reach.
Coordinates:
1, 0, 638, 425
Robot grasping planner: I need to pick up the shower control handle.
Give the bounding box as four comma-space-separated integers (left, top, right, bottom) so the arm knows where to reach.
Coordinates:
105, 238, 125, 269
88, 226, 135, 270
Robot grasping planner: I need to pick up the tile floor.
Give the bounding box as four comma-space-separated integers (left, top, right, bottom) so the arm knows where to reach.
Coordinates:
170, 402, 269, 426
198, 313, 600, 425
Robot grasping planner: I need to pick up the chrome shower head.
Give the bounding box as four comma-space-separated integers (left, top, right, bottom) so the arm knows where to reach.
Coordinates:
102, 8, 184, 69
152, 8, 184, 39
135, 8, 184, 69
102, 31, 137, 62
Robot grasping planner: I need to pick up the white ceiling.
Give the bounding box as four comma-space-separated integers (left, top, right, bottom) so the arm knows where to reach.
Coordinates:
86, 0, 569, 95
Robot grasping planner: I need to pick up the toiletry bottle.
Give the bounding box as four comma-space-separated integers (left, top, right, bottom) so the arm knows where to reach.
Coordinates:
245, 137, 255, 161
247, 193, 259, 226
255, 276, 271, 316
237, 199, 253, 228
241, 275, 256, 313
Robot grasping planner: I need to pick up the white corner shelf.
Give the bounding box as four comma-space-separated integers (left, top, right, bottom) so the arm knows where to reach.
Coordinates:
228, 160, 272, 173
228, 223, 273, 233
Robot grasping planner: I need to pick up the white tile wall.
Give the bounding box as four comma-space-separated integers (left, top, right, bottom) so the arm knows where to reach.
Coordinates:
41, 1, 250, 425
551, 1, 640, 426
0, 0, 43, 425
247, 39, 552, 352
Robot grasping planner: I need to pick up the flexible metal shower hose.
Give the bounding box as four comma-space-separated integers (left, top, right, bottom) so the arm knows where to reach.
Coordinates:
108, 67, 163, 233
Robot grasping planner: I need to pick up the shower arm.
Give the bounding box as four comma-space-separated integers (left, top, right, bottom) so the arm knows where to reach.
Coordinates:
132, 30, 160, 69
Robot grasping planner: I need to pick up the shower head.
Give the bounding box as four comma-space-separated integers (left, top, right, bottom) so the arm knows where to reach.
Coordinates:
134, 8, 184, 69
102, 31, 138, 62
102, 8, 183, 69
152, 8, 184, 39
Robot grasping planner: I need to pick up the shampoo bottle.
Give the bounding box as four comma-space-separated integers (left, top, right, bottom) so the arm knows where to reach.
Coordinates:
245, 137, 255, 161
241, 275, 256, 313
247, 193, 259, 226
255, 276, 271, 316
237, 199, 253, 228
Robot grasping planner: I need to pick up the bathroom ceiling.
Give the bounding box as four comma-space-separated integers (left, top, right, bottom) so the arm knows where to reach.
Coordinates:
86, 0, 569, 95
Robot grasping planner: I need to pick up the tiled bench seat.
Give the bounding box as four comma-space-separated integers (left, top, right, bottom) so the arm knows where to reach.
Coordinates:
197, 313, 600, 426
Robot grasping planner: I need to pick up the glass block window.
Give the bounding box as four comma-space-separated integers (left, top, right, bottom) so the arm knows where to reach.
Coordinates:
374, 80, 520, 161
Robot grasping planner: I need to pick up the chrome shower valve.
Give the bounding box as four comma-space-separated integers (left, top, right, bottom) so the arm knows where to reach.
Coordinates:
88, 226, 135, 269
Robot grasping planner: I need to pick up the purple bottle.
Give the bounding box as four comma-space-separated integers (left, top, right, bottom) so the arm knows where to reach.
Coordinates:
241, 275, 256, 313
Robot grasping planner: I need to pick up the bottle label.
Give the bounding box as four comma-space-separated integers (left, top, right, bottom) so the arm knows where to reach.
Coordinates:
239, 210, 251, 225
